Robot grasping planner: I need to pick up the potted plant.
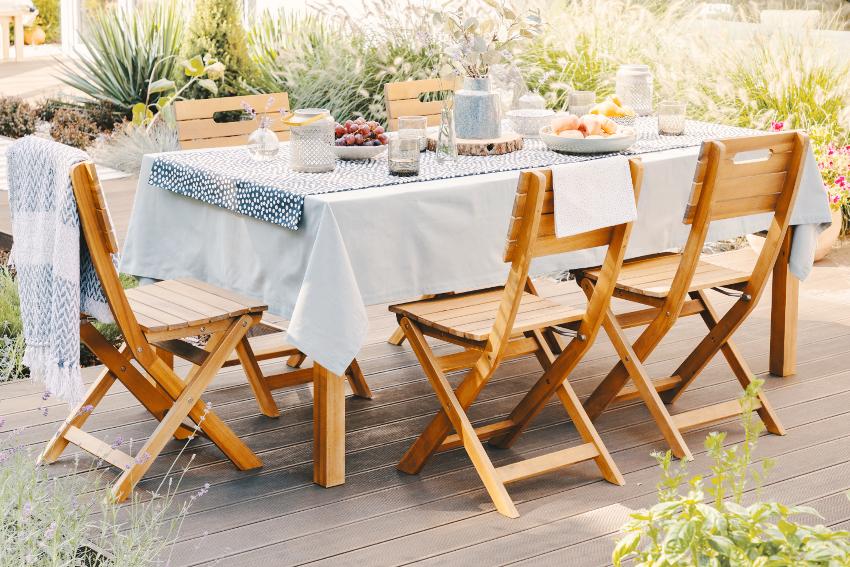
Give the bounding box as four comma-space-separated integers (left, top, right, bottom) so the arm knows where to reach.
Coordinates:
435, 1, 542, 140
814, 141, 849, 261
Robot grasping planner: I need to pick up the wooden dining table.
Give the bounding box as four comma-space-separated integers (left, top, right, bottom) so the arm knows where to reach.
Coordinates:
121, 127, 830, 487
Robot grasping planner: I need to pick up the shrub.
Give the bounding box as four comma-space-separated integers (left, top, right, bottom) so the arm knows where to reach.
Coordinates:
58, 1, 184, 114
37, 99, 121, 134
49, 108, 101, 149
250, 1, 444, 125
32, 0, 60, 43
0, 97, 38, 138
612, 381, 850, 566
181, 0, 257, 98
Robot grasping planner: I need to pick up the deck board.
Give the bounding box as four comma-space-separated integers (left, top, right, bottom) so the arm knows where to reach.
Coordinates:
2, 248, 849, 566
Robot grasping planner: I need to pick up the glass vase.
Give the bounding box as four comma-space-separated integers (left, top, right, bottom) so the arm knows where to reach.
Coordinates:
247, 125, 280, 161
436, 107, 457, 163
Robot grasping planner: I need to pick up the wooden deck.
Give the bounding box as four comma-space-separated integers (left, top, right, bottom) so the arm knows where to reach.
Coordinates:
3, 250, 850, 566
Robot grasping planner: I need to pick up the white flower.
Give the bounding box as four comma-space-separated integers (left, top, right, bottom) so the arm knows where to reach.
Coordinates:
206, 61, 226, 80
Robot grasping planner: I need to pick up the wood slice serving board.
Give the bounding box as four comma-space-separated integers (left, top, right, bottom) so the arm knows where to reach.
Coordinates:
426, 132, 523, 156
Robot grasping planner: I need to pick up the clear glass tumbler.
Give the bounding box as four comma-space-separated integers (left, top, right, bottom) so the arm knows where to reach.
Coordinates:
397, 115, 428, 152
658, 101, 687, 135
568, 91, 596, 117
388, 135, 420, 176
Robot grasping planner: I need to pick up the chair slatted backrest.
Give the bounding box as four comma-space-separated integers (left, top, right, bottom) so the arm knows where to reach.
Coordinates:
174, 93, 291, 150
384, 77, 463, 131
489, 161, 644, 356
70, 162, 151, 360
672, 131, 808, 304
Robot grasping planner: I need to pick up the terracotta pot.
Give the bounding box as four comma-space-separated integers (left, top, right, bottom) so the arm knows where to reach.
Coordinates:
814, 208, 843, 262
23, 26, 46, 46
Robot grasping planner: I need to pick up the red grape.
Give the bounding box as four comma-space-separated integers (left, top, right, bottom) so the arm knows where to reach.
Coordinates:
373, 125, 384, 135
377, 133, 388, 145
334, 124, 346, 137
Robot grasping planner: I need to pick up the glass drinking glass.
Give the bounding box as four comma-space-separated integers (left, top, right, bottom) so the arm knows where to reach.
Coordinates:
658, 101, 687, 135
388, 135, 420, 176
397, 115, 428, 152
568, 91, 596, 117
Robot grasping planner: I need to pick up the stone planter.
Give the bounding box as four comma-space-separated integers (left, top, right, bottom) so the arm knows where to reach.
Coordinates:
814, 208, 843, 262
453, 76, 501, 140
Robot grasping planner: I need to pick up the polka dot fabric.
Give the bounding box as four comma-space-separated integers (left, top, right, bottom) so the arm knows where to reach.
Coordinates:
149, 119, 759, 230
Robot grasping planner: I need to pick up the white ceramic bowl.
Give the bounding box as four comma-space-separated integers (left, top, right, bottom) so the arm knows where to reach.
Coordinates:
539, 125, 636, 154
507, 109, 555, 138
333, 144, 387, 160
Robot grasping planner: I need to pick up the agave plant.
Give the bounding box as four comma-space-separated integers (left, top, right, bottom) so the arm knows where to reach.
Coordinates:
58, 1, 184, 114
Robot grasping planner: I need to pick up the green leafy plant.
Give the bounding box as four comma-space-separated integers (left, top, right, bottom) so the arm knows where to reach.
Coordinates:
181, 0, 256, 99
0, 97, 38, 138
58, 1, 184, 114
0, 267, 26, 382
613, 380, 850, 566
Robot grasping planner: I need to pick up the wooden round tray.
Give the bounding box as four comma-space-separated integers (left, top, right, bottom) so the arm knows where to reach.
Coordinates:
426, 132, 523, 156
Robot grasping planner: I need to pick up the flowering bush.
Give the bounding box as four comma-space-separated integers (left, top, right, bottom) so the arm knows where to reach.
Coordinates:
0, 400, 211, 565
816, 143, 850, 229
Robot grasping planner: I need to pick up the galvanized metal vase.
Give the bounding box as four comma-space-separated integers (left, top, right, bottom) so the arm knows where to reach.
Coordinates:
453, 76, 501, 140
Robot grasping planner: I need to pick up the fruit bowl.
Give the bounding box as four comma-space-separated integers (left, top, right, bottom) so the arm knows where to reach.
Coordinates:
333, 117, 389, 160
539, 125, 636, 154
333, 144, 387, 160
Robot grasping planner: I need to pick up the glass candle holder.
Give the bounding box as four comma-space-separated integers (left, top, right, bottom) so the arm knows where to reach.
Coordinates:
388, 135, 420, 176
568, 91, 596, 117
658, 101, 687, 135
397, 115, 428, 151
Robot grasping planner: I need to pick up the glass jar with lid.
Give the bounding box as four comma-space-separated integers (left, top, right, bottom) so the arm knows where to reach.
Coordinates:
282, 108, 336, 173
615, 64, 653, 116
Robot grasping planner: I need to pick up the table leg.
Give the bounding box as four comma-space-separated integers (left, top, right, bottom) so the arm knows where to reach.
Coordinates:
1, 18, 10, 61
313, 362, 345, 487
770, 229, 798, 377
13, 16, 23, 61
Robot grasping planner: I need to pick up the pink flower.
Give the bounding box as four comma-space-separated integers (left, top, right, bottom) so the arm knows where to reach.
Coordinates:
770, 120, 785, 131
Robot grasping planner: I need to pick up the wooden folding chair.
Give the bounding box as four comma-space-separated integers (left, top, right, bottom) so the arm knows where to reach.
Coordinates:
389, 161, 643, 517
39, 162, 274, 501
384, 78, 463, 346
174, 92, 291, 150
575, 132, 809, 460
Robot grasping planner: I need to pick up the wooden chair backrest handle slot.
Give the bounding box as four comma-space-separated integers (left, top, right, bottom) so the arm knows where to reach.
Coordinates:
174, 92, 291, 149
384, 77, 462, 131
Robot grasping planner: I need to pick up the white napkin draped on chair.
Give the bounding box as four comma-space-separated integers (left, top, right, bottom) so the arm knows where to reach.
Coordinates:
552, 156, 638, 238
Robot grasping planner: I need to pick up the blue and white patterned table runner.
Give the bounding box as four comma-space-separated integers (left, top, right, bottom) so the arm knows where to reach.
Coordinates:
149, 119, 757, 230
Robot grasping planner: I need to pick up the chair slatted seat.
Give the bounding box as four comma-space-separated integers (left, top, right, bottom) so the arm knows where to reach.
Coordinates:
390, 161, 644, 518
40, 162, 277, 501
574, 131, 809, 461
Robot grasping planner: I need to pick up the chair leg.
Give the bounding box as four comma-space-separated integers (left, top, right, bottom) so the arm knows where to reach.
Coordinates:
345, 359, 372, 399
236, 336, 281, 418
490, 334, 591, 449
400, 317, 518, 517
114, 316, 262, 501
387, 326, 407, 346
39, 366, 117, 464
287, 352, 307, 368
684, 291, 785, 435
599, 309, 692, 460
396, 318, 497, 476
555, 380, 624, 485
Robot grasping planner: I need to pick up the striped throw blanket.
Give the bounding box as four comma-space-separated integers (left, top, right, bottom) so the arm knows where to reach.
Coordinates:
7, 136, 114, 403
